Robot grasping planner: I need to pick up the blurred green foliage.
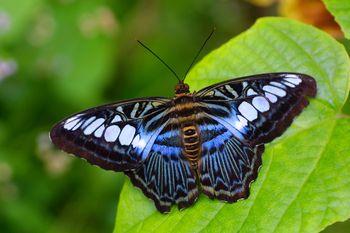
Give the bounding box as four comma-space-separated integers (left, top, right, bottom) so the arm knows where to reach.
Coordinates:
0, 0, 266, 232
0, 0, 349, 233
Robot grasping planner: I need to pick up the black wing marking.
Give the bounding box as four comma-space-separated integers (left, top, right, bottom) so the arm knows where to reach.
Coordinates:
125, 119, 198, 213
196, 72, 317, 145
50, 97, 171, 171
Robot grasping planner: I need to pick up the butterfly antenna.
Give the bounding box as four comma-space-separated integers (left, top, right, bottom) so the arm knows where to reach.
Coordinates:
137, 40, 181, 83
183, 28, 215, 81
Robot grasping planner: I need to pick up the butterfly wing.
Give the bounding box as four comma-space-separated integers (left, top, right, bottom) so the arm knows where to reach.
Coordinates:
196, 73, 316, 200
51, 97, 199, 212
197, 72, 317, 144
196, 115, 264, 201
50, 97, 171, 171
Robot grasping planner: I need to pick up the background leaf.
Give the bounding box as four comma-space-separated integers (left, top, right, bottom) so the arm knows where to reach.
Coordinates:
114, 17, 350, 233
323, 0, 350, 39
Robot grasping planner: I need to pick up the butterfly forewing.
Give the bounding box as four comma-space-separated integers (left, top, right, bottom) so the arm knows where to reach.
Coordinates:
197, 73, 316, 144
50, 97, 171, 171
196, 73, 316, 201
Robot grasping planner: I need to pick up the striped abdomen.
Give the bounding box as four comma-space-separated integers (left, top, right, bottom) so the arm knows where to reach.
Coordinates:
181, 122, 201, 166
172, 95, 202, 167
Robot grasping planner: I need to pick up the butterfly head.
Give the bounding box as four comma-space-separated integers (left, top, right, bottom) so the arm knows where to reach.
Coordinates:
175, 81, 190, 96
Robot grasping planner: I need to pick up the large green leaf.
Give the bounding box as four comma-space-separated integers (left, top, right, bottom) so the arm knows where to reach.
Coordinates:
323, 0, 350, 39
114, 18, 350, 233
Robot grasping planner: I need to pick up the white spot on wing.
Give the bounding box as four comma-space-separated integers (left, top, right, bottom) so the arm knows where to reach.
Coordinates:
131, 134, 140, 147
140, 103, 153, 116
206, 91, 214, 96
225, 85, 238, 97
94, 125, 105, 138
284, 77, 302, 85
131, 134, 146, 149
64, 118, 80, 130
270, 81, 286, 89
119, 124, 136, 146
247, 88, 258, 96
252, 96, 270, 112
238, 101, 257, 121
263, 85, 286, 97
65, 114, 83, 124
234, 115, 248, 131
111, 115, 122, 123
242, 81, 248, 89
84, 118, 105, 135
104, 125, 121, 142
130, 103, 139, 118
117, 106, 123, 112
72, 121, 83, 131
237, 115, 248, 126
213, 90, 227, 98
285, 74, 299, 78
282, 81, 296, 88
82, 116, 96, 128
265, 92, 278, 103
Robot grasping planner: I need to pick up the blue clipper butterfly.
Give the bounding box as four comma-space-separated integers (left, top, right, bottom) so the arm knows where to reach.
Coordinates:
50, 33, 317, 213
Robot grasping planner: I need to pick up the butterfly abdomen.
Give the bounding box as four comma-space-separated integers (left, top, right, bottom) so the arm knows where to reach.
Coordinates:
181, 123, 200, 166
173, 95, 202, 168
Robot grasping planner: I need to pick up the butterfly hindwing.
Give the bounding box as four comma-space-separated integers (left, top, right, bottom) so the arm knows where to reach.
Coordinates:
125, 152, 198, 213
50, 98, 170, 171
196, 114, 263, 201
125, 116, 199, 213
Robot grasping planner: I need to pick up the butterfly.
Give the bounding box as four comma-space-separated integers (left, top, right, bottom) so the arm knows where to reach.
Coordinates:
50, 29, 317, 213
50, 69, 316, 213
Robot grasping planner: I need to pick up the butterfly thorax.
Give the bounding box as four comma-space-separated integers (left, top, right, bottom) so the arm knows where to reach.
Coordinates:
172, 93, 201, 168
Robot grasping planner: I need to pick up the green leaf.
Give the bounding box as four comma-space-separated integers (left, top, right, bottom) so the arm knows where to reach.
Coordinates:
114, 17, 350, 233
323, 0, 350, 39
